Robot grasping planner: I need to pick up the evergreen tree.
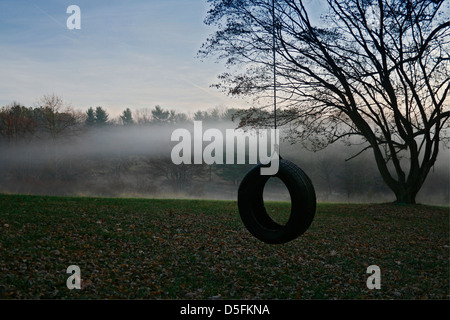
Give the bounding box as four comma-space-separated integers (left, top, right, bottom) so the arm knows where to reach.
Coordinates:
94, 107, 109, 126
85, 107, 96, 126
120, 108, 134, 126
151, 105, 170, 123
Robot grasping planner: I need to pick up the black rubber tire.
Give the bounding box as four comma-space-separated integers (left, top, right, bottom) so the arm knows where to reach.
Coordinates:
238, 159, 316, 244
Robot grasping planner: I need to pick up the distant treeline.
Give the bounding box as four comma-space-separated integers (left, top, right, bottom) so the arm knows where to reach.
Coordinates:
0, 95, 448, 205
0, 95, 242, 142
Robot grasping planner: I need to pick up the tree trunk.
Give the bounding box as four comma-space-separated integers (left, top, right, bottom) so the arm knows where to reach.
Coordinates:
393, 187, 417, 204
370, 145, 421, 205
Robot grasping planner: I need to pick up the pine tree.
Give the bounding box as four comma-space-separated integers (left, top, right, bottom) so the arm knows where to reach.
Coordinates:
85, 107, 95, 126
151, 105, 170, 123
94, 107, 109, 126
120, 108, 134, 126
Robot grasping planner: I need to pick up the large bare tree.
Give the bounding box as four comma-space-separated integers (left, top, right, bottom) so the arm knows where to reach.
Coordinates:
200, 0, 450, 204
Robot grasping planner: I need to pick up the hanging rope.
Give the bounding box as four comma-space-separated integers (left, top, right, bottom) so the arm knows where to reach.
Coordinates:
272, 0, 277, 131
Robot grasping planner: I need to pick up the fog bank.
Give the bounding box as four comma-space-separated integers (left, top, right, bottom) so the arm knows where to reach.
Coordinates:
0, 122, 448, 205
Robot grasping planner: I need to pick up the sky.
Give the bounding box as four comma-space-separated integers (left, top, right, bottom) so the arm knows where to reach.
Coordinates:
0, 0, 327, 117
0, 0, 252, 117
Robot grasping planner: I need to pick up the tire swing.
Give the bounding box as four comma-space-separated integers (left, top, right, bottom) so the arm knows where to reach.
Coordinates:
238, 159, 316, 244
237, 0, 316, 244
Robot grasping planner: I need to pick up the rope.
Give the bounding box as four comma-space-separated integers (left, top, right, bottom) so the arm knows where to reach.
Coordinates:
272, 0, 277, 131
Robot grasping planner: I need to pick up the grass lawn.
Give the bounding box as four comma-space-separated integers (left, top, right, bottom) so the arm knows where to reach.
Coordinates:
0, 194, 448, 299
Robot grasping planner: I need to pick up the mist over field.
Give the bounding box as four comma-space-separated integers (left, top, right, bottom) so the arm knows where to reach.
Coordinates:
0, 120, 448, 205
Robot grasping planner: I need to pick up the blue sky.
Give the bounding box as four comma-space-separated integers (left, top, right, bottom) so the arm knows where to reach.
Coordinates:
0, 0, 326, 117
0, 0, 245, 116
